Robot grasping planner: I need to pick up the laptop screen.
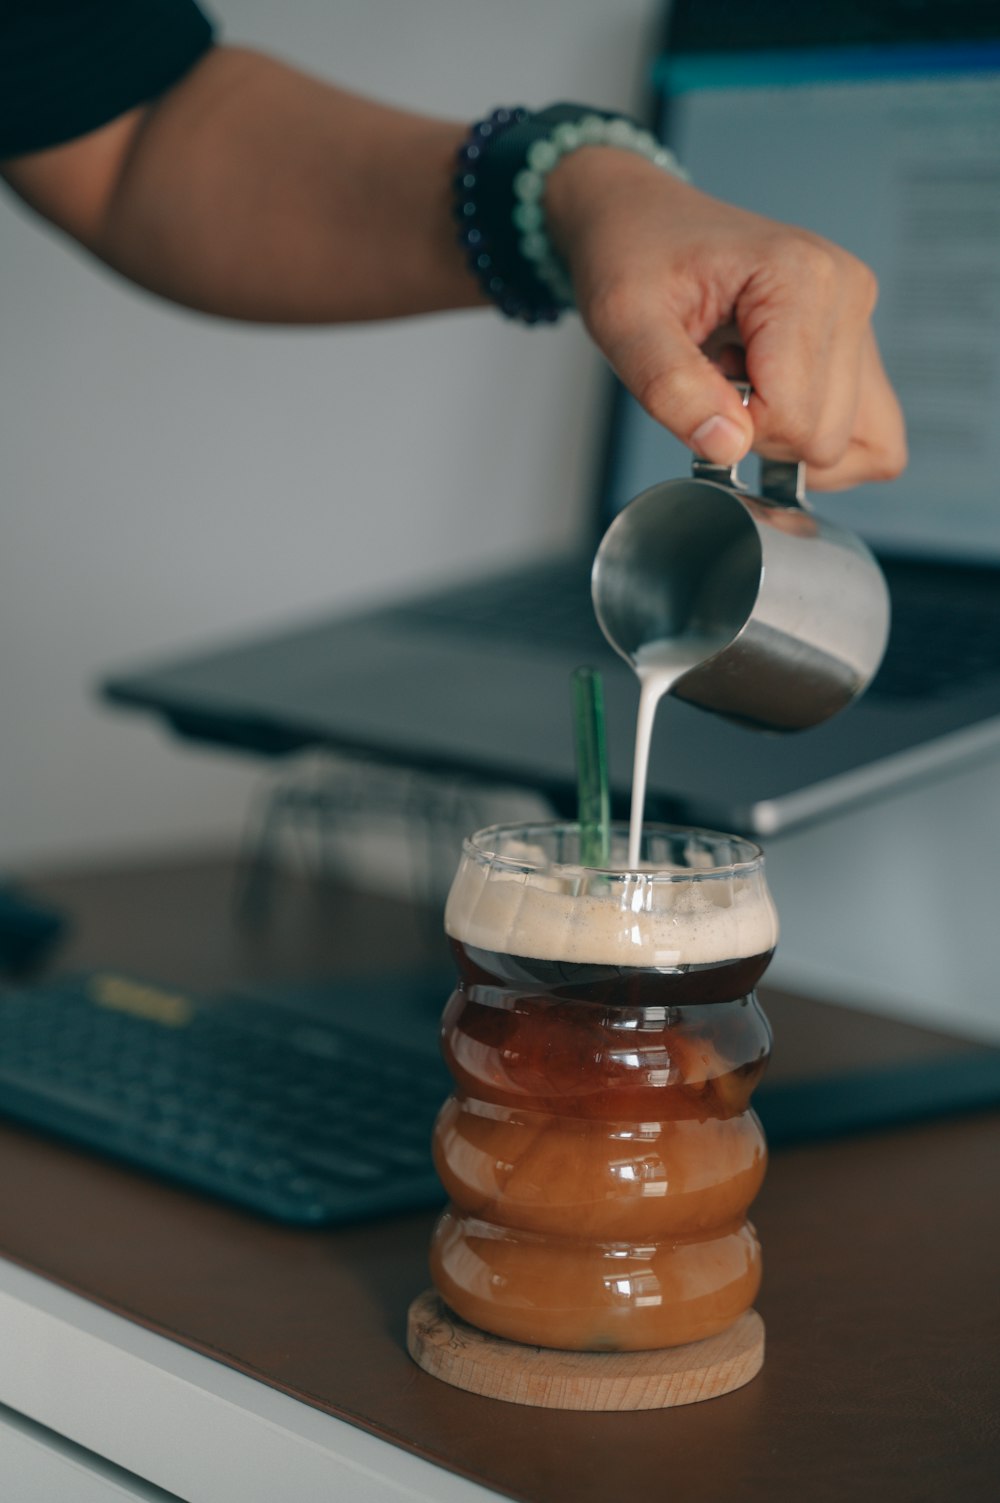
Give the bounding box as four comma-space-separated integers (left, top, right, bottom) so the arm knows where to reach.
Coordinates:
603, 12, 1000, 564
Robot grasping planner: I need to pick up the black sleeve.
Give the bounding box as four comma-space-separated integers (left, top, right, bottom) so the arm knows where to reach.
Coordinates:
0, 0, 217, 158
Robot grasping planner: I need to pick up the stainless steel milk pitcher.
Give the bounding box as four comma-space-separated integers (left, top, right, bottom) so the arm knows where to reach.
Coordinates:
591, 452, 891, 732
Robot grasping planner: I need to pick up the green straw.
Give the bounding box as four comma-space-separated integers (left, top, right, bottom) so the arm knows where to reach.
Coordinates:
571, 666, 610, 868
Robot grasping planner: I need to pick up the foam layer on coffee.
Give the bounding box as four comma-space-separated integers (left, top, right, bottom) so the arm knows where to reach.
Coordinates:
446, 857, 778, 968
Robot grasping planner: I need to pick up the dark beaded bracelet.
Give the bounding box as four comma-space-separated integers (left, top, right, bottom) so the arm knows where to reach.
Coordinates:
452, 106, 564, 326
454, 103, 686, 326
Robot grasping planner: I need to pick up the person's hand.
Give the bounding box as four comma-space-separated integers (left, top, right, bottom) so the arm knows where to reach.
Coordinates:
545, 148, 907, 490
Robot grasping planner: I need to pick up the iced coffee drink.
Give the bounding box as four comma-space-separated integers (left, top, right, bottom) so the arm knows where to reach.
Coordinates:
430, 822, 777, 1352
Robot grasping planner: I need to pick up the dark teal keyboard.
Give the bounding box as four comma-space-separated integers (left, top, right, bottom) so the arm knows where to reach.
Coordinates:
3, 973, 998, 1227
0, 973, 449, 1226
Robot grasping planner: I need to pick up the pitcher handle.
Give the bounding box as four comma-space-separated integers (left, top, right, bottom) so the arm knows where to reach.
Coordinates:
759, 459, 808, 508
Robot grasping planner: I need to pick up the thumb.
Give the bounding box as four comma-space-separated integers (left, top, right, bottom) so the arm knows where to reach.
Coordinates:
597, 313, 754, 465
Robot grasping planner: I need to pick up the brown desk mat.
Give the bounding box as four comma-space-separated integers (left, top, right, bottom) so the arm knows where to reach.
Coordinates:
4, 852, 999, 1500
2, 1103, 999, 1501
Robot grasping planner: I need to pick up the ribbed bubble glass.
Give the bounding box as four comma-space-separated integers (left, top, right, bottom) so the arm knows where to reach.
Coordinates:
429, 821, 777, 1352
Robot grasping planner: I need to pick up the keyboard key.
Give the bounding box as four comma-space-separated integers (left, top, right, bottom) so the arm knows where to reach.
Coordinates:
295, 1145, 388, 1182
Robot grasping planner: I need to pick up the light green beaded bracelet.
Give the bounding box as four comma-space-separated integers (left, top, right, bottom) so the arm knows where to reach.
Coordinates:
510, 112, 688, 307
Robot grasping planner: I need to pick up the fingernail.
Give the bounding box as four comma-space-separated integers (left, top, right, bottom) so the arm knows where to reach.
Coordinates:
691, 415, 748, 465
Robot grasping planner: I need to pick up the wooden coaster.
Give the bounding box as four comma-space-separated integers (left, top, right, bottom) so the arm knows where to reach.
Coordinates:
407, 1291, 764, 1411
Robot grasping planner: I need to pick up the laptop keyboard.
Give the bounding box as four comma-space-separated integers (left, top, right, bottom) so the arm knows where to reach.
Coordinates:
869, 592, 1000, 701
0, 973, 448, 1227
386, 561, 611, 657
389, 562, 1000, 702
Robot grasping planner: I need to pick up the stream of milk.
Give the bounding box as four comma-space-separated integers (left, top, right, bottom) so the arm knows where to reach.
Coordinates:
627, 634, 730, 868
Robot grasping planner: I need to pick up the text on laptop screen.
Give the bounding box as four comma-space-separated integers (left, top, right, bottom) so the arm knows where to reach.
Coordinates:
606, 44, 1000, 562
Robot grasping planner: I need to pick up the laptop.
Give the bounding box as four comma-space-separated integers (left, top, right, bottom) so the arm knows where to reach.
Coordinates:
102, 0, 1000, 839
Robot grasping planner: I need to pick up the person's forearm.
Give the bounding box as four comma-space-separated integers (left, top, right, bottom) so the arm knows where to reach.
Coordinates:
3, 51, 907, 486
3, 46, 484, 323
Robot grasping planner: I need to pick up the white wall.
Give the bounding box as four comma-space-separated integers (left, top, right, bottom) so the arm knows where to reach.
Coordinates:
0, 0, 657, 869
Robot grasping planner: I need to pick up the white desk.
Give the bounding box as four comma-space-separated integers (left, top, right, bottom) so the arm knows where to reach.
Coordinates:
0, 1258, 497, 1503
